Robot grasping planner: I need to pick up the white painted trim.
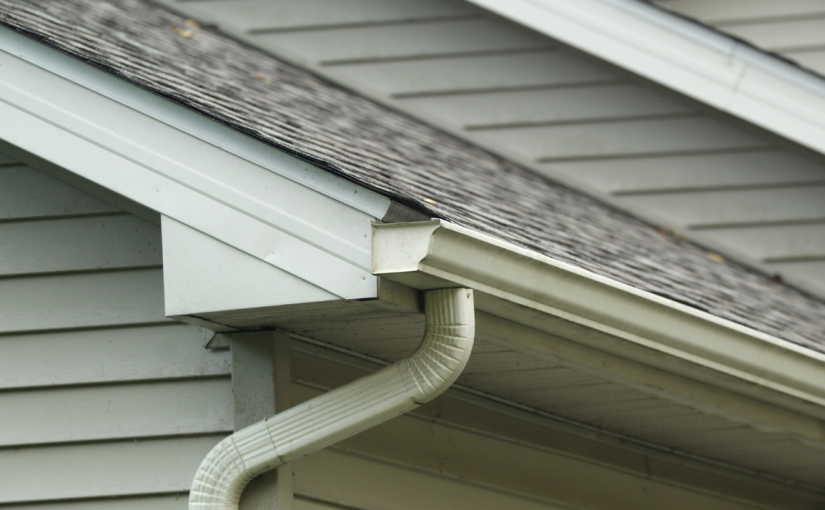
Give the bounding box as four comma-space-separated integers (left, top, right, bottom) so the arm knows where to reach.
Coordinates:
464, 0, 825, 157
373, 221, 825, 422
0, 26, 383, 299
0, 25, 389, 219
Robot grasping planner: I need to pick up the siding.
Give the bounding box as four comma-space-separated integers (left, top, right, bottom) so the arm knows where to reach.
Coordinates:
153, 0, 825, 300
656, 0, 825, 75
288, 340, 825, 510
0, 153, 232, 507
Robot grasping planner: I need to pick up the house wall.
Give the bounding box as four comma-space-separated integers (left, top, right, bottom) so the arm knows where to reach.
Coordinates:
0, 152, 231, 508
1, 150, 820, 509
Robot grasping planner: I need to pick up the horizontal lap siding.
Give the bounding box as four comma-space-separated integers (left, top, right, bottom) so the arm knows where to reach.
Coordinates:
0, 214, 162, 276
656, 1, 825, 74
288, 347, 814, 510
0, 437, 223, 503
0, 157, 231, 505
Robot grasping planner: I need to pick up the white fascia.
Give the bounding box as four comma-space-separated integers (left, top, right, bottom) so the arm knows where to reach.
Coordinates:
0, 24, 390, 300
373, 220, 825, 437
465, 0, 825, 158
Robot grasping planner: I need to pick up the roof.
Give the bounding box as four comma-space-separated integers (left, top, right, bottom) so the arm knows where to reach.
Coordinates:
2, 0, 825, 352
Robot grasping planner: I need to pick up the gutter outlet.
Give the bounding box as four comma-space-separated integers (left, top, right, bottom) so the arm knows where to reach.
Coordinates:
189, 287, 475, 509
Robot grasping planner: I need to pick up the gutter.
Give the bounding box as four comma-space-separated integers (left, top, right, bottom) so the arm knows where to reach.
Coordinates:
464, 0, 825, 160
372, 221, 825, 427
189, 287, 475, 509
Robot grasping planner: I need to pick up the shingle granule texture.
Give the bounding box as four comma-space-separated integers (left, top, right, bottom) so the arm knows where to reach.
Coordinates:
2, 0, 825, 350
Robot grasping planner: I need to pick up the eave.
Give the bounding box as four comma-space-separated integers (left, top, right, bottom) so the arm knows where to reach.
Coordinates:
374, 220, 825, 440
0, 23, 389, 304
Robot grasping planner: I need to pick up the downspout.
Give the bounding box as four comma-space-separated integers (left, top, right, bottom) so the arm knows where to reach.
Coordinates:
189, 287, 475, 509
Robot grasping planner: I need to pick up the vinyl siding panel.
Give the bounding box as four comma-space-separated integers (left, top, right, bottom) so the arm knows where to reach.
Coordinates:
286, 315, 825, 494
0, 214, 162, 276
332, 50, 622, 97
720, 18, 825, 52
179, 0, 476, 33
474, 116, 770, 162
0, 269, 168, 333
613, 187, 825, 227
657, 0, 825, 22
546, 151, 825, 194
0, 379, 232, 447
0, 164, 119, 220
402, 82, 695, 128
288, 345, 823, 510
250, 17, 551, 65
0, 154, 231, 506
656, 0, 825, 74
0, 495, 189, 510
0, 436, 222, 504
0, 324, 229, 390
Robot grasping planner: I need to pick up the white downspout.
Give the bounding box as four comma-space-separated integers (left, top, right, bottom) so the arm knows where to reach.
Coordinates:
189, 287, 475, 509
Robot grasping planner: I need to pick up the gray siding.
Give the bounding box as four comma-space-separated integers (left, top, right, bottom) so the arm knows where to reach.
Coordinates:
656, 0, 825, 75
152, 0, 825, 299
0, 152, 231, 507
287, 339, 825, 510
238, 300, 825, 504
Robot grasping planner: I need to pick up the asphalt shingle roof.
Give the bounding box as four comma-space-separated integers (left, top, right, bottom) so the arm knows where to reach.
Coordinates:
2, 0, 825, 350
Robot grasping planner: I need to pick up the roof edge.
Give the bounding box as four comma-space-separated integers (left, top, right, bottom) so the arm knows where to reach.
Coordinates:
465, 0, 825, 158
373, 220, 825, 427
0, 22, 391, 219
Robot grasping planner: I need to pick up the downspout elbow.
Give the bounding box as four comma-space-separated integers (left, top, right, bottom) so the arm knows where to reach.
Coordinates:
189, 288, 475, 509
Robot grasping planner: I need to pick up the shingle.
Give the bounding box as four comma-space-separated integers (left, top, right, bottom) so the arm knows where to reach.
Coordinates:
2, 0, 825, 350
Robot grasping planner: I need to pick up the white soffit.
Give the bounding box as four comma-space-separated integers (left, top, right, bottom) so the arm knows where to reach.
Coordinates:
464, 0, 825, 159
0, 25, 388, 300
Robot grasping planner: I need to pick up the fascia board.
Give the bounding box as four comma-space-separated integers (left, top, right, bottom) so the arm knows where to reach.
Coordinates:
464, 0, 825, 159
0, 25, 389, 219
0, 25, 388, 300
373, 220, 825, 423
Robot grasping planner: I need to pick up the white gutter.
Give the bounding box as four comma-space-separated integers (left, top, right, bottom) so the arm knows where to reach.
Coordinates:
189, 287, 474, 509
464, 0, 825, 159
372, 221, 825, 425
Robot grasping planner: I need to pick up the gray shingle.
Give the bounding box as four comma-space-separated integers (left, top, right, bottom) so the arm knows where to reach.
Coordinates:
2, 0, 825, 350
